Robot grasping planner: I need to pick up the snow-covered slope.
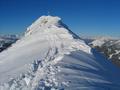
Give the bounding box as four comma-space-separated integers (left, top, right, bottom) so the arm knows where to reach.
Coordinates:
0, 16, 120, 90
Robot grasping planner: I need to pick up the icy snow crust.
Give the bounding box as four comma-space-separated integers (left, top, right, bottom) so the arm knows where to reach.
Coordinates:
0, 16, 120, 90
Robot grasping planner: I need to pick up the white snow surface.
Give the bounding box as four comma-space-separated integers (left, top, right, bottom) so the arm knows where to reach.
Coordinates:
0, 16, 120, 90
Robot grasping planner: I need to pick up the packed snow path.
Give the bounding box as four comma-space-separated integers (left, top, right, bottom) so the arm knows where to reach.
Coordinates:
0, 16, 120, 90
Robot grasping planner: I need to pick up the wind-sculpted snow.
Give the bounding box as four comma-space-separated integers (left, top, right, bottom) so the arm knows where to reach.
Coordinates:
0, 16, 120, 90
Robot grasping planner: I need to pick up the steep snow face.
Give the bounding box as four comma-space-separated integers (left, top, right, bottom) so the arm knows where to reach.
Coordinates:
0, 16, 120, 90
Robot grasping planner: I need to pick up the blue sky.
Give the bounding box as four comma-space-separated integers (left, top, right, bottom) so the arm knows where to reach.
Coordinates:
0, 0, 120, 37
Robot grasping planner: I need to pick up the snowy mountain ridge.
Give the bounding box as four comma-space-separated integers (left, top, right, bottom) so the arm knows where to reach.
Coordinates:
0, 16, 91, 89
0, 16, 120, 90
24, 15, 91, 53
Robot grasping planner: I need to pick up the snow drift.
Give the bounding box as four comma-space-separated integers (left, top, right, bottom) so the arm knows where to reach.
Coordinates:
0, 16, 120, 90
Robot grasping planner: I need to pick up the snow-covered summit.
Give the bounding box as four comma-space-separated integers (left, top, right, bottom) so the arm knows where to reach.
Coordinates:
23, 15, 90, 53
25, 16, 67, 36
0, 16, 120, 90
28, 16, 62, 28
25, 15, 80, 40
